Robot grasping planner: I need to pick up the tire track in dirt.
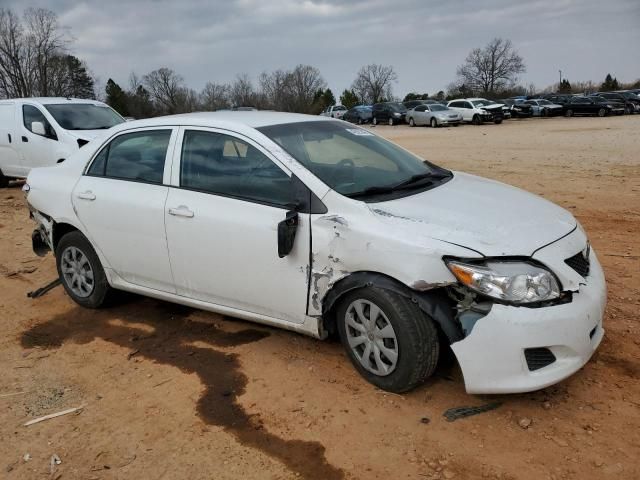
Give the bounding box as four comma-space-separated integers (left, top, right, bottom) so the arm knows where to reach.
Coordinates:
21, 297, 344, 480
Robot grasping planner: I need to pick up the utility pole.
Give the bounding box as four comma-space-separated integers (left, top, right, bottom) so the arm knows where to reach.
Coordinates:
559, 70, 562, 86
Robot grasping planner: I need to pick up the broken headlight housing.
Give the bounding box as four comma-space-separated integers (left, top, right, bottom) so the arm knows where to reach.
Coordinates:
445, 260, 561, 304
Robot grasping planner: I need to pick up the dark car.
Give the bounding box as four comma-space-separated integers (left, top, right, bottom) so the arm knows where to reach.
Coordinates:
343, 105, 373, 124
403, 99, 439, 109
372, 102, 407, 125
500, 99, 532, 118
564, 96, 624, 117
594, 92, 639, 114
542, 94, 573, 106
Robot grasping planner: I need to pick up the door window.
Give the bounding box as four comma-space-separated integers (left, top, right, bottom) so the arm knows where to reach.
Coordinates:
87, 129, 171, 184
415, 105, 426, 112
180, 130, 294, 207
23, 105, 57, 140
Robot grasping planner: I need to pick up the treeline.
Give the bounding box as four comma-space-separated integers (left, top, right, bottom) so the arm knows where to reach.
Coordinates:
1, 7, 639, 119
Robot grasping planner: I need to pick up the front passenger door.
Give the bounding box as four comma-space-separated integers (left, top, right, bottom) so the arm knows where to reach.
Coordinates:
164, 128, 311, 323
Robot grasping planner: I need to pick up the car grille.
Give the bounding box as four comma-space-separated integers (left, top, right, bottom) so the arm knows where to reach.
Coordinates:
565, 251, 590, 277
524, 348, 556, 371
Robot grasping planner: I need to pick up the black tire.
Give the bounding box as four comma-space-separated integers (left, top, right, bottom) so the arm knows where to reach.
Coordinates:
624, 106, 631, 115
494, 118, 503, 124
541, 108, 548, 117
453, 123, 460, 127
55, 231, 112, 308
430, 118, 437, 128
597, 108, 606, 117
0, 170, 9, 188
565, 109, 573, 117
357, 117, 363, 125
409, 117, 415, 127
336, 287, 440, 393
472, 114, 481, 125
372, 116, 378, 126
388, 117, 394, 126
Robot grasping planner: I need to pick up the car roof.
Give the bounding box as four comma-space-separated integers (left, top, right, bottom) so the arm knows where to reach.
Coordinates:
110, 111, 336, 132
0, 97, 109, 105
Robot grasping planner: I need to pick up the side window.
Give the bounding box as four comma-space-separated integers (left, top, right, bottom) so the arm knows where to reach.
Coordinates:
87, 130, 171, 184
23, 105, 57, 140
415, 105, 426, 112
180, 130, 294, 207
465, 102, 474, 109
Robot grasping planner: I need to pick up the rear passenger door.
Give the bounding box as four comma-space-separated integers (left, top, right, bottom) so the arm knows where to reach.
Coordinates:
164, 127, 311, 323
72, 127, 178, 293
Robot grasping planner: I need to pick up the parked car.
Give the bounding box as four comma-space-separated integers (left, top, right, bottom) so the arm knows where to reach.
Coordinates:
343, 105, 373, 124
371, 102, 407, 125
524, 99, 564, 117
403, 99, 439, 109
320, 105, 347, 119
447, 98, 504, 124
0, 97, 125, 187
593, 92, 639, 114
564, 96, 624, 117
407, 104, 462, 127
542, 94, 573, 106
24, 111, 605, 394
499, 99, 533, 118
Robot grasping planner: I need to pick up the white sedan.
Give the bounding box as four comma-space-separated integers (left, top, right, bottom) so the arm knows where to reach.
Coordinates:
25, 112, 605, 394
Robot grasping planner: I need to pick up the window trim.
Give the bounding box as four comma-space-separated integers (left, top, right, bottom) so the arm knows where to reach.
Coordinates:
83, 127, 177, 186
173, 126, 297, 210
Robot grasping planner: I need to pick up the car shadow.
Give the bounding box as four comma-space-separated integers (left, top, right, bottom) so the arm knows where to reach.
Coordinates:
21, 296, 344, 480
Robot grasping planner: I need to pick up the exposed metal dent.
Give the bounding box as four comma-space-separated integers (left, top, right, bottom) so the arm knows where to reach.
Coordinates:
318, 214, 349, 227
412, 280, 456, 291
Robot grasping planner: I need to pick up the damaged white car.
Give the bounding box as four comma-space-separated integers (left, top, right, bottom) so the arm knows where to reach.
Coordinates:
24, 112, 606, 394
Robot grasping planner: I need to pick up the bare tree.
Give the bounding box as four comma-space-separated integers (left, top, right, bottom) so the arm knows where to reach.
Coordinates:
200, 81, 230, 111
142, 67, 185, 114
0, 9, 31, 97
229, 73, 256, 107
259, 69, 290, 110
456, 38, 525, 95
351, 64, 397, 104
288, 64, 326, 113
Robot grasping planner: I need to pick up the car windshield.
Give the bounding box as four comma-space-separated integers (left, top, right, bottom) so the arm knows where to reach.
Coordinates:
472, 99, 494, 107
388, 103, 407, 113
430, 104, 448, 111
258, 121, 451, 199
45, 104, 125, 130
334, 106, 346, 111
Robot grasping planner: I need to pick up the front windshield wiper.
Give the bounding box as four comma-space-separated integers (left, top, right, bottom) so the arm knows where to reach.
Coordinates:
345, 171, 452, 199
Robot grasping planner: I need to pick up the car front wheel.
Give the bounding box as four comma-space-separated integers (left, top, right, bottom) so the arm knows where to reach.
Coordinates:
598, 108, 606, 117
337, 287, 440, 393
372, 116, 378, 125
409, 117, 415, 127
472, 114, 481, 125
388, 117, 394, 126
430, 117, 437, 128
56, 231, 112, 308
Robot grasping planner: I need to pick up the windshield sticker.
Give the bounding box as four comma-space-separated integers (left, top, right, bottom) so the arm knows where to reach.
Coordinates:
345, 128, 374, 136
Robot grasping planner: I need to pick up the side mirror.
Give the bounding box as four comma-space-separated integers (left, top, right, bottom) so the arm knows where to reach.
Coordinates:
31, 121, 46, 136
277, 210, 299, 258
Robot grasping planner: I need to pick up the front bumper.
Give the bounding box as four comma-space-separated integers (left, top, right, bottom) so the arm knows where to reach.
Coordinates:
438, 117, 462, 125
451, 249, 606, 394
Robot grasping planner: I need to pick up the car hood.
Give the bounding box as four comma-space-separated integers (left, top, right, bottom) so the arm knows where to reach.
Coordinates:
66, 129, 110, 142
368, 172, 576, 257
479, 103, 504, 110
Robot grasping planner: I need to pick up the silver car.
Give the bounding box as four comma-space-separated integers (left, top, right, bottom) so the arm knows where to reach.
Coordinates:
524, 99, 564, 117
407, 104, 462, 127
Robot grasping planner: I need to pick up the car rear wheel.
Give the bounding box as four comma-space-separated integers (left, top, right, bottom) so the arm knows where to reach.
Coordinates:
565, 109, 573, 117
541, 108, 548, 117
409, 117, 415, 127
357, 117, 363, 125
472, 114, 481, 125
597, 108, 606, 117
337, 287, 440, 393
56, 231, 112, 309
388, 117, 394, 126
430, 117, 437, 128
372, 116, 378, 126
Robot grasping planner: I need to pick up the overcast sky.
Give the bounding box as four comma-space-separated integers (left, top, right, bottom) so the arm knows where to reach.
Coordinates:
5, 0, 640, 97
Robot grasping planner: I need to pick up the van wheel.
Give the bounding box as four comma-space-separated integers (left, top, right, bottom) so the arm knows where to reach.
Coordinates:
597, 108, 606, 117
55, 231, 112, 309
0, 171, 9, 188
337, 287, 440, 393
472, 114, 481, 125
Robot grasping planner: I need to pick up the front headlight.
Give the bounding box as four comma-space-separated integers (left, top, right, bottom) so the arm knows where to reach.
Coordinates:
393, 112, 401, 117
445, 260, 561, 304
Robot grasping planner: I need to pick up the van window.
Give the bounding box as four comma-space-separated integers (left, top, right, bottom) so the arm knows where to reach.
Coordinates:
23, 105, 57, 140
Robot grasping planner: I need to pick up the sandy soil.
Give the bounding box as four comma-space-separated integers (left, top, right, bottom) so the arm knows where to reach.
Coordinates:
1, 115, 639, 480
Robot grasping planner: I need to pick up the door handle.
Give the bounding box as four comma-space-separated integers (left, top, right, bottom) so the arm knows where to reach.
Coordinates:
7, 133, 11, 143
76, 191, 96, 201
168, 205, 194, 218
22, 136, 28, 142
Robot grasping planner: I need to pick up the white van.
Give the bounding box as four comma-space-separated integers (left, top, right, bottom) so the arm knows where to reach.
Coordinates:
0, 97, 125, 187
